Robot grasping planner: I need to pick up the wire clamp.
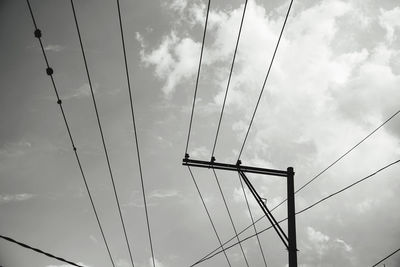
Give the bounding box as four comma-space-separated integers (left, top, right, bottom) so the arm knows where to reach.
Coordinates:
46, 67, 53, 76
34, 29, 41, 38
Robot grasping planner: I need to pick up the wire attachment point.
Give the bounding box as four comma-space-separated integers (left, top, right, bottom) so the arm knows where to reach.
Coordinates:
46, 67, 53, 76
34, 29, 42, 38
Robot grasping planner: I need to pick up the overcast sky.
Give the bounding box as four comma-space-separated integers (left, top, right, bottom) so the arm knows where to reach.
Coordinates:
1, 0, 400, 266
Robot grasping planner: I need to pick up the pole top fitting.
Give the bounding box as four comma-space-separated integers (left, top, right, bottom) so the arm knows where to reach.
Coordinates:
287, 167, 294, 174
185, 153, 189, 159
211, 156, 216, 163
236, 160, 242, 166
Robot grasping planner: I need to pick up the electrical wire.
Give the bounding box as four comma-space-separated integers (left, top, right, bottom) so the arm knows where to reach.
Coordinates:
212, 169, 250, 267
26, 1, 115, 266
69, 0, 135, 266
197, 108, 400, 264
211, 0, 248, 158
0, 235, 85, 267
185, 0, 211, 156
192, 159, 400, 265
187, 167, 232, 267
115, 0, 155, 266
237, 172, 268, 267
237, 0, 294, 160
372, 247, 400, 267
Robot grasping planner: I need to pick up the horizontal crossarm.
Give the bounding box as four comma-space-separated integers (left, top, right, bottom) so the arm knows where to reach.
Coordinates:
182, 157, 287, 177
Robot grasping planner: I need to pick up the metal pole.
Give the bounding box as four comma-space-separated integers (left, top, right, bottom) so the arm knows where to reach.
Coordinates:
287, 167, 297, 267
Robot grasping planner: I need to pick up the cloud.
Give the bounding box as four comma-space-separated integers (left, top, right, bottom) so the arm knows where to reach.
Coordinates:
0, 193, 35, 204
307, 226, 330, 244
335, 238, 352, 252
61, 83, 91, 100
116, 259, 130, 267
190, 146, 209, 158
44, 44, 65, 52
89, 235, 98, 244
0, 141, 32, 157
140, 32, 201, 96
379, 7, 400, 43
150, 258, 168, 267
149, 189, 180, 199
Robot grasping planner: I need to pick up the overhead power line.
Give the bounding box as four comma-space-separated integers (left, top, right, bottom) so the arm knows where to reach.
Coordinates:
114, 0, 156, 266
372, 247, 400, 267
187, 167, 232, 266
212, 170, 250, 267
69, 0, 135, 266
192, 159, 400, 265
185, 0, 211, 156
0, 234, 85, 267
197, 108, 400, 264
237, 0, 294, 160
211, 0, 248, 158
26, 1, 115, 266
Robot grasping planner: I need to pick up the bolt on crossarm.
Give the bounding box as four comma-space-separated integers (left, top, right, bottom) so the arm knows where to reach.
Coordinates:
182, 154, 298, 267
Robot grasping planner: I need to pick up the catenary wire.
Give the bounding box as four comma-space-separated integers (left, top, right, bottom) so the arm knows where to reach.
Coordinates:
196, 109, 400, 263
372, 247, 400, 267
187, 167, 232, 266
115, 0, 156, 266
192, 159, 400, 265
185, 0, 211, 155
237, 172, 268, 267
26, 1, 115, 266
0, 235, 85, 267
237, 0, 294, 160
69, 0, 135, 266
212, 169, 250, 267
210, 0, 248, 158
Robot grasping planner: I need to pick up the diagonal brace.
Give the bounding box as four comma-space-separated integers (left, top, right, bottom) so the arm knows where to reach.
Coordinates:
238, 170, 289, 249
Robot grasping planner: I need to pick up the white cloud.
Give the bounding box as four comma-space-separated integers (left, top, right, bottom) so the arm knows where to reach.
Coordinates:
335, 238, 352, 252
355, 198, 378, 214
149, 189, 179, 199
307, 226, 330, 243
0, 193, 35, 204
62, 83, 91, 100
151, 258, 168, 267
89, 235, 98, 244
116, 259, 130, 267
44, 44, 65, 52
0, 141, 32, 157
140, 32, 200, 96
379, 7, 400, 43
168, 0, 187, 13
190, 146, 209, 158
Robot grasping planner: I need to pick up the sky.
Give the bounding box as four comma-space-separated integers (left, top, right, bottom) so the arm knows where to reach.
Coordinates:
1, 0, 400, 266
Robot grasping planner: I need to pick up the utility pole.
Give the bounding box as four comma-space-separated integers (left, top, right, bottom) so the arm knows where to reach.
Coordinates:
183, 155, 298, 267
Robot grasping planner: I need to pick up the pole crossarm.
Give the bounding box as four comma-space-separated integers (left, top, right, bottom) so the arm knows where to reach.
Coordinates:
182, 157, 288, 177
